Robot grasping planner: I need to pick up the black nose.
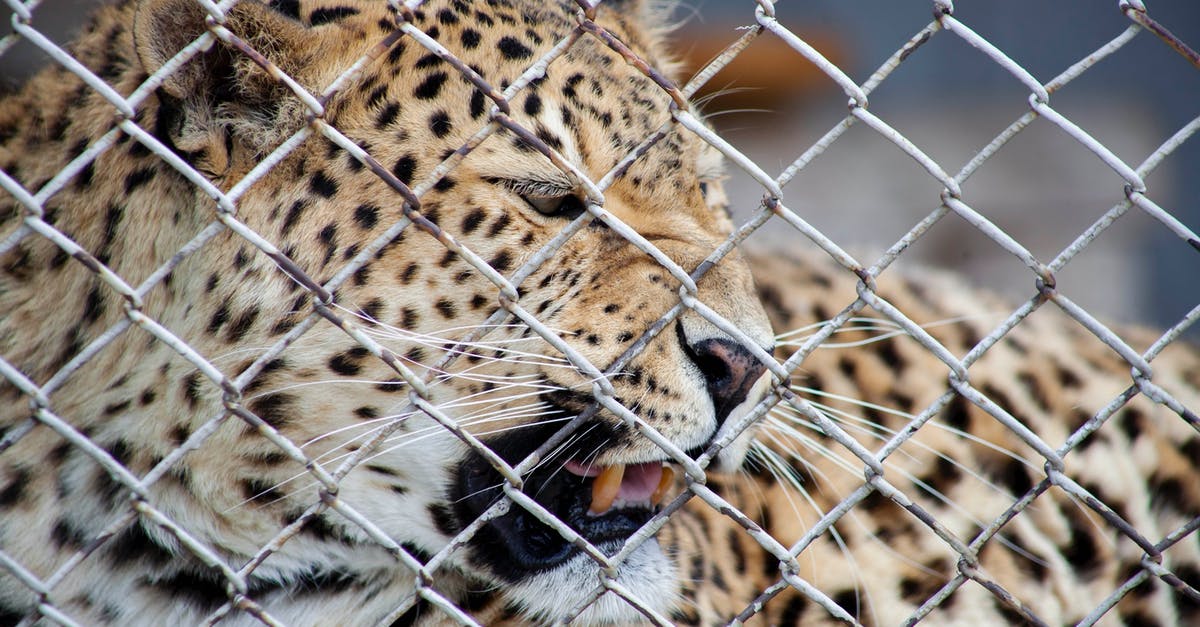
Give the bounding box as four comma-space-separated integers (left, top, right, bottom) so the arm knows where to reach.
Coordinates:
683, 335, 769, 424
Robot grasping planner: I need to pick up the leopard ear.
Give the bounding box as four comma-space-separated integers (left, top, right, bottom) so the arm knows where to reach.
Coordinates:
133, 0, 313, 99
598, 0, 685, 81
132, 0, 321, 159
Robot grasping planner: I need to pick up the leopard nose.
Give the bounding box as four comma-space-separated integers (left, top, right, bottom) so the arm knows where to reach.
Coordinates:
686, 337, 769, 423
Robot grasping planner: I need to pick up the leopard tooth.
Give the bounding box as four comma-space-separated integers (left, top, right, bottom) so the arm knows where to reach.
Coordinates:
589, 464, 625, 515
650, 465, 674, 506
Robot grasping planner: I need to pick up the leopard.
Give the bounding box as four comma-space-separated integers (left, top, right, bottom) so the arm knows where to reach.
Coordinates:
0, 0, 775, 624
452, 244, 1200, 626
657, 248, 1200, 626
0, 0, 1197, 626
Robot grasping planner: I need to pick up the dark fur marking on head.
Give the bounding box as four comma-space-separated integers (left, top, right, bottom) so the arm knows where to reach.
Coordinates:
0, 467, 31, 507
247, 393, 294, 429
392, 155, 416, 185
309, 6, 359, 26
106, 522, 176, 567
497, 35, 532, 60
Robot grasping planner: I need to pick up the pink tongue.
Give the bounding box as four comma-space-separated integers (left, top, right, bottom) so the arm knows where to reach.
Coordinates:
617, 462, 663, 502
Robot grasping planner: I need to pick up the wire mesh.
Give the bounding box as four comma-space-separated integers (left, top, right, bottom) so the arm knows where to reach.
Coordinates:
0, 0, 1196, 625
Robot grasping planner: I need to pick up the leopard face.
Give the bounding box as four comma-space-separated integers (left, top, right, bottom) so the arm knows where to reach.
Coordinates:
0, 0, 773, 623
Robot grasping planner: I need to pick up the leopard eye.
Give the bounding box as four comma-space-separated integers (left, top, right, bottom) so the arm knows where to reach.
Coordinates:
522, 194, 587, 219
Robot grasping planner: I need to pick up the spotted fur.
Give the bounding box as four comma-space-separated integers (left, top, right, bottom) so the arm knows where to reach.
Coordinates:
0, 0, 772, 624
1, 0, 1197, 625
667, 250, 1200, 626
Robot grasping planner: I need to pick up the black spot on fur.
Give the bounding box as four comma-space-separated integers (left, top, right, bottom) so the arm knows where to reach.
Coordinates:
469, 89, 486, 119
435, 298, 457, 319
143, 571, 228, 609
1175, 564, 1200, 621
779, 594, 809, 624
126, 386, 151, 408
944, 394, 971, 431
1121, 610, 1161, 627
103, 400, 131, 416
461, 28, 481, 49
831, 589, 860, 620
991, 458, 1034, 496
414, 72, 449, 100
52, 518, 89, 549
524, 93, 542, 116
226, 307, 259, 342
0, 467, 30, 507
899, 575, 941, 606
497, 36, 532, 60
309, 6, 358, 26
916, 456, 962, 498
248, 393, 294, 429
487, 213, 511, 237
375, 378, 405, 394
1055, 363, 1082, 388
429, 110, 452, 138
328, 347, 370, 376
123, 168, 154, 193
182, 371, 203, 408
300, 514, 359, 545
375, 102, 401, 128
280, 198, 310, 237
105, 522, 175, 567
356, 298, 384, 321
241, 477, 282, 502
1118, 408, 1145, 441
488, 251, 512, 272
874, 337, 906, 370
414, 53, 442, 69
309, 170, 338, 198
352, 203, 380, 231
392, 155, 416, 185
1062, 508, 1103, 580
82, 284, 106, 323
1148, 473, 1188, 513
460, 208, 486, 235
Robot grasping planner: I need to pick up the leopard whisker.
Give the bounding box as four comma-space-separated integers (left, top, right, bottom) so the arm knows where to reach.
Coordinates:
749, 438, 950, 586
240, 412, 575, 513
764, 405, 1052, 569
787, 385, 1039, 475
774, 314, 1001, 348
337, 304, 561, 341
773, 395, 1019, 497
300, 410, 419, 448
743, 439, 873, 614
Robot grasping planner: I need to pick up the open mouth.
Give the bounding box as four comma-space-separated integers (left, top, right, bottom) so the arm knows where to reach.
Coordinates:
449, 406, 683, 581
564, 460, 674, 516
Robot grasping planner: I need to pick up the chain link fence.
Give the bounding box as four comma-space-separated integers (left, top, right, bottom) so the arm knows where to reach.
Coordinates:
0, 0, 1197, 625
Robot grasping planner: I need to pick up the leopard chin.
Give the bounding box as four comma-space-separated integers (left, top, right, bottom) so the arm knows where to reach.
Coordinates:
505, 541, 677, 624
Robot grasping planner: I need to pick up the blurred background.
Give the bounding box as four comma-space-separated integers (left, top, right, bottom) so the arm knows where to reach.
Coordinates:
3, 0, 1198, 336
666, 0, 1200, 338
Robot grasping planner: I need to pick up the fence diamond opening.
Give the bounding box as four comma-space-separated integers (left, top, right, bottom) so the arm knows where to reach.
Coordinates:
0, 0, 1197, 625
